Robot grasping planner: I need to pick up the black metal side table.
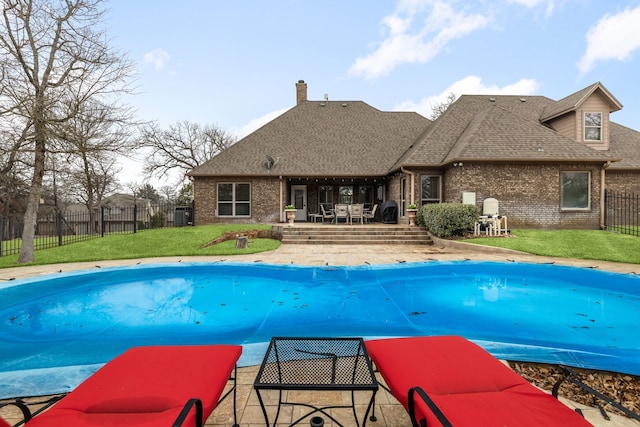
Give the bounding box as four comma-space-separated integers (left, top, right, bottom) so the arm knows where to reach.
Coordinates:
253, 337, 379, 427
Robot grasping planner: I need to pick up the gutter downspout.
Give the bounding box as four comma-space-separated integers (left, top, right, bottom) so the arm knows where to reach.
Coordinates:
279, 176, 284, 222
401, 167, 415, 206
600, 162, 610, 229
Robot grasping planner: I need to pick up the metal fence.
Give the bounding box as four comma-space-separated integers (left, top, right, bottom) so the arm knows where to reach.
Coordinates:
604, 190, 639, 237
0, 202, 194, 257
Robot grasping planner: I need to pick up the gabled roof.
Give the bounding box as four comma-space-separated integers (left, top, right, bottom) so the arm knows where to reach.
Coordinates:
444, 104, 615, 163
190, 82, 636, 177
190, 101, 430, 177
396, 93, 618, 168
540, 82, 622, 122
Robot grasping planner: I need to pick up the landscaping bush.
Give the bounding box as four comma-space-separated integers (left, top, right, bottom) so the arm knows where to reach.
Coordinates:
417, 203, 479, 238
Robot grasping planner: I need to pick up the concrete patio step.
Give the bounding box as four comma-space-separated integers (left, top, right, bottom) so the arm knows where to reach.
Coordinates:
277, 224, 433, 245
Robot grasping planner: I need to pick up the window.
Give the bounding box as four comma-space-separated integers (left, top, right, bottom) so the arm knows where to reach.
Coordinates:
561, 172, 590, 210
339, 186, 353, 204
421, 176, 441, 204
359, 186, 374, 209
217, 183, 250, 216
584, 112, 602, 141
319, 186, 333, 211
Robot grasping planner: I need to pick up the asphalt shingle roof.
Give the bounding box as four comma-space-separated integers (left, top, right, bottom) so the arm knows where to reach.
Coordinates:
608, 123, 640, 170
540, 82, 622, 122
190, 83, 637, 177
189, 101, 430, 177
398, 94, 617, 166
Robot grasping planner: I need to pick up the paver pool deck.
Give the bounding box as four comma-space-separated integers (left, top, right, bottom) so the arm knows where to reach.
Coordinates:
1, 241, 639, 426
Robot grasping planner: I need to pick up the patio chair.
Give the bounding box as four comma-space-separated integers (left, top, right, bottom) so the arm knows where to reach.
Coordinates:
1, 344, 242, 427
349, 203, 364, 224
363, 204, 378, 223
320, 205, 335, 223
334, 204, 349, 224
365, 336, 591, 427
475, 198, 508, 236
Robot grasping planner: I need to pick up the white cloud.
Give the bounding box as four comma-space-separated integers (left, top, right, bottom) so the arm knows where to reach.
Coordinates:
577, 5, 640, 74
143, 49, 171, 69
235, 108, 289, 139
507, 0, 555, 16
349, 0, 491, 80
394, 75, 539, 117
507, 0, 555, 13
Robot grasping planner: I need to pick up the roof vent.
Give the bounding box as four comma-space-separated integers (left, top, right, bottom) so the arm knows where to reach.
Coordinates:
320, 103, 326, 107
341, 103, 347, 107
489, 98, 496, 102
520, 97, 527, 102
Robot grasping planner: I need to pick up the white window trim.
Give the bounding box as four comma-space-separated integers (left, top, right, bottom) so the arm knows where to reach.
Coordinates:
584, 112, 602, 142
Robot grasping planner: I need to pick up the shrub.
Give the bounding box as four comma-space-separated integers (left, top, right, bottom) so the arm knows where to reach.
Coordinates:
418, 203, 479, 238
150, 212, 166, 229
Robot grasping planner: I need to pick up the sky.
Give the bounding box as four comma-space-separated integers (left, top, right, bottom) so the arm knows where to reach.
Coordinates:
104, 0, 640, 187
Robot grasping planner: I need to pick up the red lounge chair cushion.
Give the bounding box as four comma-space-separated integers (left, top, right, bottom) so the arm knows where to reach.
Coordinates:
366, 336, 591, 427
27, 344, 241, 427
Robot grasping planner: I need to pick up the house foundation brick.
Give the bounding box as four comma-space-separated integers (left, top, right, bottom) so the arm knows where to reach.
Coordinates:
442, 163, 602, 229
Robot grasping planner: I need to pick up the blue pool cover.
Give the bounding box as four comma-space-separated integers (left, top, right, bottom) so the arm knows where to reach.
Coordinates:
1, 260, 639, 398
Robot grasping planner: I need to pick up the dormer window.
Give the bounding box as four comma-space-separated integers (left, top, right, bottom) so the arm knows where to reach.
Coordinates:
584, 112, 602, 142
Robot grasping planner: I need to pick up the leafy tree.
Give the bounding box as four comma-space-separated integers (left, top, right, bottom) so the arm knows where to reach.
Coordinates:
0, 0, 135, 263
135, 183, 161, 203
175, 182, 193, 206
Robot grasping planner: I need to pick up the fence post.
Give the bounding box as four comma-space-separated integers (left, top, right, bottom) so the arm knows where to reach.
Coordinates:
191, 200, 195, 226
604, 189, 608, 230
0, 216, 3, 257
57, 212, 63, 246
101, 206, 105, 237
637, 192, 640, 237
133, 204, 137, 233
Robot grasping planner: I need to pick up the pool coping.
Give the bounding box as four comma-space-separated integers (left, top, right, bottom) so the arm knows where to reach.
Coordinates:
1, 240, 638, 282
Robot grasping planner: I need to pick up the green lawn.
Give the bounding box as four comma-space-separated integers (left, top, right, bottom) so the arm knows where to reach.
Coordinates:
467, 229, 640, 264
2, 226, 639, 269
0, 225, 279, 269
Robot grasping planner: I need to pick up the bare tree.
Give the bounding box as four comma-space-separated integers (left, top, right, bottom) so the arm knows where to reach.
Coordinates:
55, 99, 135, 223
58, 153, 121, 230
430, 92, 458, 120
140, 120, 236, 182
0, 0, 135, 263
158, 185, 177, 203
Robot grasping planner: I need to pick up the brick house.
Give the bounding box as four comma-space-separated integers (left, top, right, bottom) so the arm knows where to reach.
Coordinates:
189, 81, 640, 229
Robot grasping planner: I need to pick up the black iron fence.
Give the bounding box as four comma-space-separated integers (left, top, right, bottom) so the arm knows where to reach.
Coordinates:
604, 190, 639, 237
0, 202, 194, 257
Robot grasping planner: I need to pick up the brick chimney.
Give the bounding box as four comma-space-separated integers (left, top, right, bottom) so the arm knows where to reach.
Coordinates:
296, 80, 307, 105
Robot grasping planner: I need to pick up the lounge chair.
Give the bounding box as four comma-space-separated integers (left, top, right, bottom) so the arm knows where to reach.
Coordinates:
365, 336, 591, 427
1, 344, 242, 427
0, 401, 31, 427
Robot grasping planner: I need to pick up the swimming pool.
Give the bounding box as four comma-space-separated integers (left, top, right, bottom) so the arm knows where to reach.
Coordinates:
1, 260, 639, 398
